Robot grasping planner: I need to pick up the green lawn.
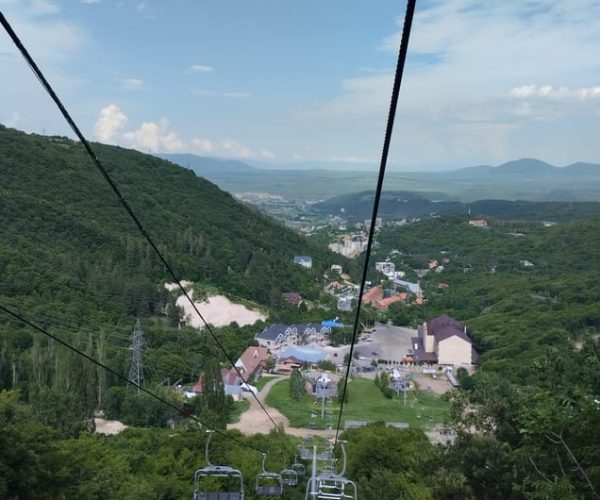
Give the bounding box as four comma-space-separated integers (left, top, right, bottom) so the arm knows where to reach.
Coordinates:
255, 374, 279, 392
265, 377, 449, 430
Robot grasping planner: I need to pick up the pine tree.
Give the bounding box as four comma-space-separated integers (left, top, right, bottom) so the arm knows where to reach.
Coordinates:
289, 368, 304, 401
202, 357, 226, 428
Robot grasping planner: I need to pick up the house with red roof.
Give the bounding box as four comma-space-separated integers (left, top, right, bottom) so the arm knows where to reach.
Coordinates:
411, 315, 478, 367
234, 346, 270, 383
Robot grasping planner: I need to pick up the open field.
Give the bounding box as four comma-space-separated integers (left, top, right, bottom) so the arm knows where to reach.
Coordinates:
265, 377, 450, 430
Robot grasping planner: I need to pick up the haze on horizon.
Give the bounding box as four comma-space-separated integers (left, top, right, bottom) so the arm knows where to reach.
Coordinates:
1, 0, 599, 171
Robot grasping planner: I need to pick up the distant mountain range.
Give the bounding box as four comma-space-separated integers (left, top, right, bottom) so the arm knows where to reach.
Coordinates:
160, 154, 600, 202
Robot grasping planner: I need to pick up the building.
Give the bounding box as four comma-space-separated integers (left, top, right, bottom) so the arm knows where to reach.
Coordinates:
328, 233, 368, 258
375, 261, 396, 276
411, 315, 478, 368
337, 296, 353, 311
364, 217, 383, 230
255, 323, 332, 354
330, 264, 343, 275
469, 219, 488, 228
294, 255, 313, 268
234, 346, 270, 383
279, 346, 327, 365
374, 293, 407, 310
297, 323, 330, 343
393, 279, 423, 298
255, 324, 299, 354
281, 292, 302, 306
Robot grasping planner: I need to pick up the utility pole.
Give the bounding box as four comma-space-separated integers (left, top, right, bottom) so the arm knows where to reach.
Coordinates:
128, 318, 144, 392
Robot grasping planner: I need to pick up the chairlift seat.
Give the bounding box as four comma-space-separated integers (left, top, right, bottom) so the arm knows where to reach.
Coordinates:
195, 493, 242, 500
255, 471, 283, 496
292, 463, 306, 477
194, 465, 244, 500
281, 468, 299, 486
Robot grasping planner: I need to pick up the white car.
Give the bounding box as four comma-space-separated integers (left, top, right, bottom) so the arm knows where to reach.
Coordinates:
240, 383, 258, 395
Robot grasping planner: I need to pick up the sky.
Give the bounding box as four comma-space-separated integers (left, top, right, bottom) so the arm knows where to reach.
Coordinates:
1, 0, 599, 171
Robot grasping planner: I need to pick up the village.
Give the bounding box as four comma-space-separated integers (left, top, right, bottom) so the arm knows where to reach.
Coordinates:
181, 220, 482, 438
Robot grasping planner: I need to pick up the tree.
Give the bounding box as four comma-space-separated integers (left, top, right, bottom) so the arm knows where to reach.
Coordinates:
289, 368, 304, 401
201, 357, 226, 429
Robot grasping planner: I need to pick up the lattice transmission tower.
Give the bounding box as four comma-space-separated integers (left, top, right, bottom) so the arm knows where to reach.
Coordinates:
128, 318, 144, 392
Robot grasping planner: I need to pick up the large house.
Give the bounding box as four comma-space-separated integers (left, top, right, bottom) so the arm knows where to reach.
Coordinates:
256, 324, 299, 354
234, 346, 270, 383
255, 323, 332, 354
411, 315, 478, 367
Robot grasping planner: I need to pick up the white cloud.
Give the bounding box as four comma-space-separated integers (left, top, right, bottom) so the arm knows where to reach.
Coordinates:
260, 148, 276, 159
510, 84, 600, 100
80, 0, 101, 3
121, 78, 144, 90
191, 137, 265, 159
220, 139, 251, 158
0, 2, 87, 63
185, 64, 214, 74
94, 104, 128, 143
299, 0, 600, 167
123, 118, 185, 153
191, 138, 214, 154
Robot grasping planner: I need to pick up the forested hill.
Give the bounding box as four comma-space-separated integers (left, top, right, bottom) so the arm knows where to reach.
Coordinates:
0, 125, 336, 321
313, 190, 600, 222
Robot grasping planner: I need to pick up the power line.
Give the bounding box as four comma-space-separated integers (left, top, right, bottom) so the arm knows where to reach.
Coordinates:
333, 0, 417, 447
0, 302, 268, 455
0, 11, 289, 443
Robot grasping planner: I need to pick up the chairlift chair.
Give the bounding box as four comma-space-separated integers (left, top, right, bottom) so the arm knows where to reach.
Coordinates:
193, 431, 244, 500
304, 441, 357, 500
255, 454, 283, 496
280, 467, 299, 487
306, 472, 357, 500
291, 447, 306, 478
280, 457, 299, 487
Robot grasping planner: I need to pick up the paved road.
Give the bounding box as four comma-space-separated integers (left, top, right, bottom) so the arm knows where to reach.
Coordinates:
228, 375, 335, 439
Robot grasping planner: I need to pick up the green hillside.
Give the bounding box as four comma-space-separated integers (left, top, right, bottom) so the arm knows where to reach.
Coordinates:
0, 123, 344, 434
0, 125, 339, 320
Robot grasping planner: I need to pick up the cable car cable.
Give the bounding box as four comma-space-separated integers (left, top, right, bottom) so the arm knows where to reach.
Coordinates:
0, 11, 291, 445
333, 0, 417, 448
0, 302, 268, 455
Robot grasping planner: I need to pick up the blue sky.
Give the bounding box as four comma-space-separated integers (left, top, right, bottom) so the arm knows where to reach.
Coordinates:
1, 0, 599, 170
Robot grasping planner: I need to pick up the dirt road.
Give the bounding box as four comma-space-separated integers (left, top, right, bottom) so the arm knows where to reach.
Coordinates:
228, 376, 335, 439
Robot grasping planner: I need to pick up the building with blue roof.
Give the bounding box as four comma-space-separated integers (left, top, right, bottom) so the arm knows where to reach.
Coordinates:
280, 346, 326, 364
321, 319, 344, 328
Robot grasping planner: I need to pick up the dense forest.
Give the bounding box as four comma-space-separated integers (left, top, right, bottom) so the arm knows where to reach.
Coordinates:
312, 190, 600, 223
0, 126, 349, 487
1, 126, 600, 498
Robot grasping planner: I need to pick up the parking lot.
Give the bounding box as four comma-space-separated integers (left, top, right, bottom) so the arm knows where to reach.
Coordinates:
323, 322, 416, 368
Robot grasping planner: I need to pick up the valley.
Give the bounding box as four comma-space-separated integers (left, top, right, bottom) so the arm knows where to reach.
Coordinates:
1, 127, 599, 499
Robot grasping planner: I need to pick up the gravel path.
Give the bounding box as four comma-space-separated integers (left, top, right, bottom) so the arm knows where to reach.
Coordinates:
228, 376, 334, 439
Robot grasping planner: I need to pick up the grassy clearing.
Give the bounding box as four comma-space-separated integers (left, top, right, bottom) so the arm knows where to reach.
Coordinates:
265, 377, 449, 430
255, 375, 279, 392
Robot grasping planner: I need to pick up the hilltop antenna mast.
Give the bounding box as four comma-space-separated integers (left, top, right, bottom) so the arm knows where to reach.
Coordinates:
128, 318, 144, 392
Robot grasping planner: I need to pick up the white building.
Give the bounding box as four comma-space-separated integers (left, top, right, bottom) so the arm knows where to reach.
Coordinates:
411, 315, 477, 367
375, 261, 395, 277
